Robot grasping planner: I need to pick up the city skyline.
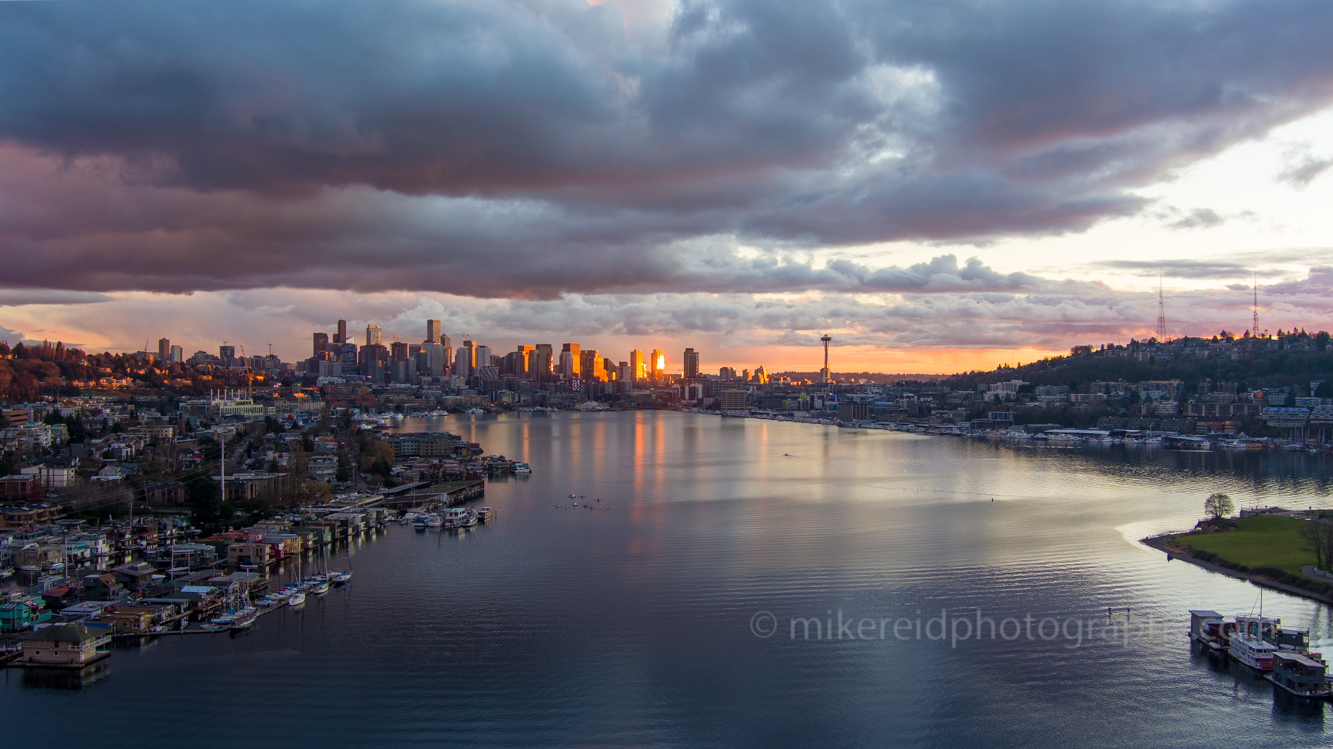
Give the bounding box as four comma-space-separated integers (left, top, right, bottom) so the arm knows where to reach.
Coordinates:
2, 1, 1333, 372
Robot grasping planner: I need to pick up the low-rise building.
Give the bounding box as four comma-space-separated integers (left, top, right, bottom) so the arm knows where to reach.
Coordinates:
18, 623, 112, 666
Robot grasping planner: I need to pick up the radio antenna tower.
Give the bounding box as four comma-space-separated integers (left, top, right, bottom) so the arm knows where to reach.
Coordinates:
820, 334, 832, 385
1155, 273, 1167, 341
1253, 269, 1259, 337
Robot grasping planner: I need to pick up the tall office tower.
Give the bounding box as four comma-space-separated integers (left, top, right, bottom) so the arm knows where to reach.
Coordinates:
425, 319, 442, 344
630, 349, 644, 382
366, 324, 382, 347
339, 343, 359, 370
453, 347, 470, 378
603, 357, 615, 381
683, 348, 700, 379
617, 362, 630, 382
158, 338, 171, 362
579, 349, 603, 381
475, 345, 492, 371
558, 349, 575, 378
360, 343, 389, 381
535, 344, 554, 380
513, 345, 533, 377
719, 366, 737, 380
561, 343, 581, 378
219, 344, 236, 364
391, 341, 409, 361
336, 319, 347, 346
650, 349, 664, 380
313, 332, 329, 358
439, 333, 452, 354
423, 342, 446, 376
170, 345, 183, 363
461, 340, 476, 371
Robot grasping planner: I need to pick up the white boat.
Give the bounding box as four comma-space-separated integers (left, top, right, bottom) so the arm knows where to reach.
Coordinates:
459, 511, 478, 528
512, 462, 531, 473
311, 580, 330, 595
1230, 633, 1279, 671
443, 508, 468, 528
426, 514, 443, 528
330, 571, 352, 584
288, 592, 306, 606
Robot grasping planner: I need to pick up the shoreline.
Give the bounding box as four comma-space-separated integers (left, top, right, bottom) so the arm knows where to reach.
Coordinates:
1139, 533, 1333, 606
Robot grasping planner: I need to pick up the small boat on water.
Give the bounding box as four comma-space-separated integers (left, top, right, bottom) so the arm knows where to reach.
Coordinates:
459, 510, 478, 528
512, 462, 531, 473
310, 579, 330, 595
330, 571, 352, 585
288, 591, 306, 606
426, 514, 443, 528
413, 515, 429, 530
476, 507, 493, 522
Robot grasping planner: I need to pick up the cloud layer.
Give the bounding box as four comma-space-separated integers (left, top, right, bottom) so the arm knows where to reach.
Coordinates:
2, 0, 1333, 297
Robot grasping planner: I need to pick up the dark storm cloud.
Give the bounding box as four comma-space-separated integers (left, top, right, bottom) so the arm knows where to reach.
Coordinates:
1, 0, 1332, 295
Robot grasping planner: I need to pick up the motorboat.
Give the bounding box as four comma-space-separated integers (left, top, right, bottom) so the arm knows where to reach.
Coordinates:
476, 507, 494, 522
288, 591, 306, 606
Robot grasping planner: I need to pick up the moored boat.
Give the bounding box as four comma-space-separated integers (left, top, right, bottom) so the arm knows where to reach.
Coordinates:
1266, 651, 1332, 699
1229, 633, 1279, 671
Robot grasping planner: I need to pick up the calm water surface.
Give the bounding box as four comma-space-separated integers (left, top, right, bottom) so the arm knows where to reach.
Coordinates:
6, 411, 1333, 747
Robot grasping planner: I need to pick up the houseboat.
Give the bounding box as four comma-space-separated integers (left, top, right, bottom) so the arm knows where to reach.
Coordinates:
1267, 652, 1332, 699
1229, 632, 1279, 671
476, 507, 493, 522
1188, 610, 1232, 652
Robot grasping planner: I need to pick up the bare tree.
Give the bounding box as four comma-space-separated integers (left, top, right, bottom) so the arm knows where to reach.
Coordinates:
1203, 492, 1234, 521
1300, 521, 1333, 572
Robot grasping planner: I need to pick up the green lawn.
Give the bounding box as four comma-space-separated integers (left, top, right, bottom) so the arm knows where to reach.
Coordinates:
1179, 515, 1318, 577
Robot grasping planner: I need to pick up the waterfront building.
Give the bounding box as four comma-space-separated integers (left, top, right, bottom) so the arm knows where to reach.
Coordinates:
18, 624, 111, 667
720, 390, 748, 411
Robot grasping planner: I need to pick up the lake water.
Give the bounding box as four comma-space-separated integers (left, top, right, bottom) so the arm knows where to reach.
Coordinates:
5, 411, 1333, 747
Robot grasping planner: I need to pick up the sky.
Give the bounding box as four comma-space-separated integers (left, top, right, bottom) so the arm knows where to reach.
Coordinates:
1, 0, 1332, 374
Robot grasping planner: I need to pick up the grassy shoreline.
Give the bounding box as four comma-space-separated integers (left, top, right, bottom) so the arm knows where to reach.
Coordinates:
1142, 515, 1333, 605
1176, 516, 1316, 577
